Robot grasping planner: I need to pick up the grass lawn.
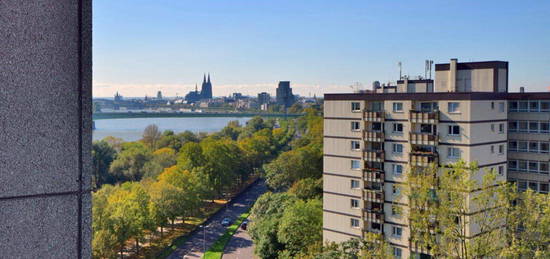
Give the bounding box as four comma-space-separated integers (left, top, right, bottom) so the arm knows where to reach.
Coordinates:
203, 212, 250, 259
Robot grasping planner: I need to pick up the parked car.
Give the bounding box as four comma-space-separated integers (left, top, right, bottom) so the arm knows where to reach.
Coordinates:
221, 218, 231, 227
241, 219, 249, 230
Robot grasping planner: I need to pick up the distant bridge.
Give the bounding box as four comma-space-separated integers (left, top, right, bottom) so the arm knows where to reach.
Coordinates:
92, 112, 304, 120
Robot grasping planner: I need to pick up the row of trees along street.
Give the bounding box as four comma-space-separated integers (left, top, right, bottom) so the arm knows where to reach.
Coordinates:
91, 114, 301, 259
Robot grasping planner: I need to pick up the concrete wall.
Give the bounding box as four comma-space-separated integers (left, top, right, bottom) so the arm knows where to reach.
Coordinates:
0, 1, 92, 258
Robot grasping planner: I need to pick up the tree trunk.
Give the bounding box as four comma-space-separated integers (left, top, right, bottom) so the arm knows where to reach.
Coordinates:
135, 238, 139, 255
172, 218, 175, 230
160, 226, 163, 238
120, 246, 124, 259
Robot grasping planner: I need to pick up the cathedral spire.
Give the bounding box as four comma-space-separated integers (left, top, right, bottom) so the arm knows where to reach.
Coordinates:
203, 74, 206, 83
207, 73, 211, 83
195, 83, 198, 92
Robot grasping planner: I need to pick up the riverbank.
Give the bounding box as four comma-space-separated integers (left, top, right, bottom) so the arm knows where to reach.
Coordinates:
93, 112, 303, 120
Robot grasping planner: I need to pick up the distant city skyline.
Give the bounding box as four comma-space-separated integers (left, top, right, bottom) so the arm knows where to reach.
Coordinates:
93, 0, 550, 97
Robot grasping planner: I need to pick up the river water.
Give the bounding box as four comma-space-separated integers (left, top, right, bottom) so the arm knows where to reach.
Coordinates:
92, 117, 252, 142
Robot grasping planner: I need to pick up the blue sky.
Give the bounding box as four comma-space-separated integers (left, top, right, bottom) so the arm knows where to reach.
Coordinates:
93, 0, 550, 97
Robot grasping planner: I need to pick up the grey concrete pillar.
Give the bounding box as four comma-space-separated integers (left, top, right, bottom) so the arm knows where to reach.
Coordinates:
0, 1, 92, 258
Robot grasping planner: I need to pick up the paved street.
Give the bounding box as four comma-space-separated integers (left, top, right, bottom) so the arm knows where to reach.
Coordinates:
167, 180, 266, 259
221, 226, 257, 259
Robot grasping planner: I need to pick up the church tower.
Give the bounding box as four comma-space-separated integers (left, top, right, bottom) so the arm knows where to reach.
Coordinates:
200, 73, 213, 99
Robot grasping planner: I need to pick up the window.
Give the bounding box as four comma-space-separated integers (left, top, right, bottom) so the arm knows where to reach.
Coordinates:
350, 218, 360, 228
392, 144, 403, 153
509, 101, 518, 112
541, 142, 550, 153
351, 121, 360, 131
393, 247, 402, 258
448, 102, 460, 113
529, 142, 539, 153
528, 182, 538, 191
447, 147, 460, 159
448, 125, 460, 135
508, 141, 518, 151
508, 121, 518, 132
518, 160, 527, 171
393, 123, 403, 133
541, 122, 550, 133
518, 181, 527, 191
392, 226, 402, 238
518, 101, 528, 112
351, 140, 361, 150
351, 180, 360, 189
372, 122, 382, 132
392, 164, 403, 175
530, 101, 539, 112
529, 121, 539, 133
498, 165, 504, 176
499, 102, 505, 112
540, 162, 549, 174
491, 124, 495, 132
541, 101, 550, 112
351, 102, 361, 112
491, 102, 495, 109
499, 123, 504, 133
393, 102, 403, 112
518, 141, 528, 152
540, 183, 549, 193
420, 124, 436, 134
499, 144, 505, 154
491, 145, 495, 154
518, 121, 528, 132
508, 160, 517, 170
371, 102, 383, 112
528, 161, 538, 172
351, 199, 359, 208
351, 160, 361, 170
392, 185, 400, 196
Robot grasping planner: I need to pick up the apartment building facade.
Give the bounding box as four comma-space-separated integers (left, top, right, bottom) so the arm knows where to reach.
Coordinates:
323, 59, 549, 258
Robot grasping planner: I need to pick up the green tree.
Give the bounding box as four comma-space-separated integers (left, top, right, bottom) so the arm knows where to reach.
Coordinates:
277, 199, 323, 257
92, 140, 117, 188
143, 147, 177, 179
288, 178, 323, 200
264, 145, 322, 191
109, 143, 151, 181
176, 142, 205, 170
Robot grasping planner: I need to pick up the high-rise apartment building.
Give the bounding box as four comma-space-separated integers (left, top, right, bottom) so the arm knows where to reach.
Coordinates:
276, 81, 295, 108
323, 59, 549, 258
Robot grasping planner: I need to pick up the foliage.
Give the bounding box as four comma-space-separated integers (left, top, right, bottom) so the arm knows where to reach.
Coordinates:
109, 142, 151, 181
264, 144, 322, 191
288, 177, 323, 200
92, 140, 117, 188
142, 124, 162, 149
304, 234, 391, 259
277, 199, 323, 257
143, 147, 177, 179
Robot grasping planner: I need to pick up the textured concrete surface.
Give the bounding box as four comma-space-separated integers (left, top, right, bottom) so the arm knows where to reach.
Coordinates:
0, 0, 92, 258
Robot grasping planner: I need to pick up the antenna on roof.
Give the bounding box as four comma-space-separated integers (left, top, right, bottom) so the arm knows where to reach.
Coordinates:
398, 62, 402, 79
349, 82, 363, 93
425, 60, 434, 79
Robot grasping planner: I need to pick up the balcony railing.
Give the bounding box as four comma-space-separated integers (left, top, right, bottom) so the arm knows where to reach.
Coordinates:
409, 110, 439, 124
364, 169, 385, 183
409, 132, 438, 146
364, 110, 385, 122
409, 151, 439, 167
364, 209, 385, 224
364, 150, 385, 162
365, 130, 384, 142
364, 189, 384, 202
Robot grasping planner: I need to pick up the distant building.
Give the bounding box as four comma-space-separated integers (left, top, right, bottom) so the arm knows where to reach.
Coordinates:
200, 73, 213, 99
258, 92, 271, 105
114, 91, 123, 102
185, 84, 202, 103
157, 91, 163, 99
232, 93, 244, 100
276, 81, 295, 108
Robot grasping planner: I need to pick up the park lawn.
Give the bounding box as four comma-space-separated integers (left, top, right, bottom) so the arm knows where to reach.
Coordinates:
203, 212, 250, 259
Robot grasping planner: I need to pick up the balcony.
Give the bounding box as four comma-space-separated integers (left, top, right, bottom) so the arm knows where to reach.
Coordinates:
364, 110, 385, 122
364, 189, 384, 202
364, 209, 385, 224
365, 130, 384, 142
409, 132, 438, 146
409, 110, 439, 124
409, 151, 439, 167
364, 150, 385, 162
364, 169, 385, 183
